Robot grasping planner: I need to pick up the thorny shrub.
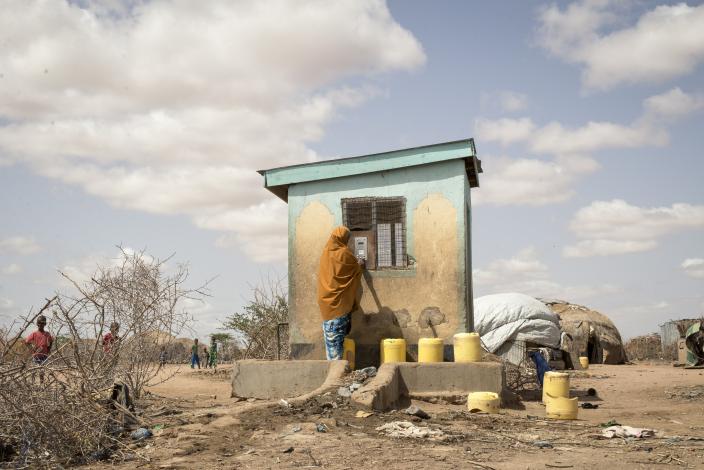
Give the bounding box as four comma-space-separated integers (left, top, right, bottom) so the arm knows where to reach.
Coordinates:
0, 248, 206, 467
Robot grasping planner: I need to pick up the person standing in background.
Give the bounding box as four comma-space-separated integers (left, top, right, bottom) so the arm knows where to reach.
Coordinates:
25, 315, 53, 365
209, 340, 218, 369
202, 345, 209, 369
190, 338, 200, 369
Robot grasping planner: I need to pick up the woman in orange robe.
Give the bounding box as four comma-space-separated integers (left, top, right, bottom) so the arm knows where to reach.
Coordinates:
317, 226, 364, 360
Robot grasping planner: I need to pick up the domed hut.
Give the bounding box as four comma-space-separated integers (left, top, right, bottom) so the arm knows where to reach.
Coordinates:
540, 299, 627, 366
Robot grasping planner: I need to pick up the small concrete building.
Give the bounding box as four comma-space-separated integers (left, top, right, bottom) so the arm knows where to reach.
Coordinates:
258, 139, 482, 367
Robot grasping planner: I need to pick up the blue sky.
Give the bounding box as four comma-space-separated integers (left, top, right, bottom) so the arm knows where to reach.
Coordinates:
1, 0, 703, 340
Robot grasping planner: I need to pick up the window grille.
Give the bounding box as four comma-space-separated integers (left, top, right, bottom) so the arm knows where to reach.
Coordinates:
341, 197, 407, 270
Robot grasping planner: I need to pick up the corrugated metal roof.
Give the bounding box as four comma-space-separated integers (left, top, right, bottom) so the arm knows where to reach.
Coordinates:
257, 138, 482, 202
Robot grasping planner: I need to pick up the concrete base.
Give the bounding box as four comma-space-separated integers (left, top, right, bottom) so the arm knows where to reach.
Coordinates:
231, 360, 348, 400
291, 342, 459, 369
352, 362, 504, 410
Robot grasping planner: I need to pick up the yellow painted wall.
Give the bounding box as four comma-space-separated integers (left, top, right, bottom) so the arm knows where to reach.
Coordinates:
291, 193, 460, 357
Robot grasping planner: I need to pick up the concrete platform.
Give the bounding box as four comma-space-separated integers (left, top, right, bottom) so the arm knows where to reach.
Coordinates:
231, 359, 348, 400
352, 362, 504, 410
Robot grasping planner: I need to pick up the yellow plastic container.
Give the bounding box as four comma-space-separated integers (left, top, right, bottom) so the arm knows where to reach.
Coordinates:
467, 392, 500, 413
418, 338, 443, 363
542, 371, 570, 403
454, 332, 481, 362
382, 338, 406, 363
545, 394, 578, 420
579, 356, 589, 369
343, 337, 355, 370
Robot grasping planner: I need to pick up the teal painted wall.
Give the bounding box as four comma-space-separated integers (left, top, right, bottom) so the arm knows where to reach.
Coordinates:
289, 160, 467, 254
287, 159, 472, 361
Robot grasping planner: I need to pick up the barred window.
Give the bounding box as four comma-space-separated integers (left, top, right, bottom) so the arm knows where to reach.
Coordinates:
341, 197, 407, 270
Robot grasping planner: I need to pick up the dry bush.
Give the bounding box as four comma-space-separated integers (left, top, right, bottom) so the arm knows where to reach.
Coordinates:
625, 333, 663, 361
0, 248, 205, 467
221, 276, 288, 360
0, 299, 119, 467
54, 247, 206, 398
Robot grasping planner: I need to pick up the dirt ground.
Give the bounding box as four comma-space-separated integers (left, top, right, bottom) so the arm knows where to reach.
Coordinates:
93, 362, 704, 469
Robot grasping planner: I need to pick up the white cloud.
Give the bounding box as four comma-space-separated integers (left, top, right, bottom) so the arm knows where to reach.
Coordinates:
2, 264, 22, 275
60, 247, 156, 286
475, 117, 535, 146
200, 199, 289, 263
497, 91, 529, 112
0, 0, 425, 263
0, 296, 14, 321
643, 87, 704, 120
473, 247, 620, 301
474, 247, 549, 285
537, 1, 704, 90
529, 119, 667, 156
473, 155, 599, 206
478, 88, 703, 157
564, 199, 704, 257
682, 258, 704, 279
0, 236, 41, 255
563, 239, 657, 258
474, 87, 703, 206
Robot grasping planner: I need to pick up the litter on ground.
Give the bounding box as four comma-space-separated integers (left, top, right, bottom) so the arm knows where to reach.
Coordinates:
602, 426, 656, 439
376, 421, 446, 440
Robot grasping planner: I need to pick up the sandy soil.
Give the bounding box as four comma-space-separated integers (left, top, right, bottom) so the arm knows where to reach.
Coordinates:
92, 362, 704, 469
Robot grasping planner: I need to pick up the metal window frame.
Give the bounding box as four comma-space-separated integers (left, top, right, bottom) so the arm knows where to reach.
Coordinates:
341, 196, 407, 270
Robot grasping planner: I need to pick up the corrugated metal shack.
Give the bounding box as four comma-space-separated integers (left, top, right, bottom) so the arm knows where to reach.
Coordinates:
660, 319, 700, 359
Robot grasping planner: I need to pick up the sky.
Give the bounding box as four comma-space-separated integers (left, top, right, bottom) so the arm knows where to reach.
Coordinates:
0, 0, 703, 341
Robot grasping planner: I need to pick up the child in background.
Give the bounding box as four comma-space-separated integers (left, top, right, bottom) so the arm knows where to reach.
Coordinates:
25, 315, 53, 384
25, 315, 53, 365
202, 346, 209, 369
102, 322, 119, 353
159, 346, 167, 367
209, 340, 218, 369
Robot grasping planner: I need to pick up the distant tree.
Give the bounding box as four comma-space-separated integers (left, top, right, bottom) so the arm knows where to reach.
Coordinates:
221, 277, 288, 359
209, 332, 232, 344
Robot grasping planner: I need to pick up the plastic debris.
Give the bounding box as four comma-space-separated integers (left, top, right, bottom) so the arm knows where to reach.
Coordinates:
602, 426, 656, 439
90, 448, 112, 461
532, 440, 553, 449
130, 427, 152, 441
376, 421, 446, 440
337, 387, 352, 398
352, 366, 377, 382
355, 410, 373, 418
600, 419, 620, 427
580, 402, 599, 409
316, 423, 328, 433
291, 425, 301, 433
403, 405, 430, 419
349, 382, 363, 391
278, 399, 291, 408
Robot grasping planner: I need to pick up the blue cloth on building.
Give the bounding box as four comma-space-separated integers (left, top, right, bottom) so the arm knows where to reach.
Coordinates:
529, 350, 551, 386
322, 313, 351, 360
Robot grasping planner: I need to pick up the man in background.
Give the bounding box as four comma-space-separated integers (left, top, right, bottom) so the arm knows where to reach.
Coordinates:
190, 338, 200, 369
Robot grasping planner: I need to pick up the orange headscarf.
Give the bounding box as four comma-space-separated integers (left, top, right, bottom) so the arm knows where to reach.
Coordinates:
317, 226, 362, 321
